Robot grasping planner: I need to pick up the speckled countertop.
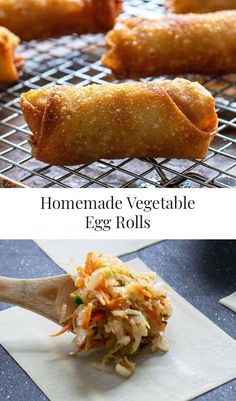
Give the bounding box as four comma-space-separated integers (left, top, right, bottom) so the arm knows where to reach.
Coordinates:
0, 240, 235, 401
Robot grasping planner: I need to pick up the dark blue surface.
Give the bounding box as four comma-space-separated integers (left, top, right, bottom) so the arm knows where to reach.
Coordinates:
0, 240, 235, 401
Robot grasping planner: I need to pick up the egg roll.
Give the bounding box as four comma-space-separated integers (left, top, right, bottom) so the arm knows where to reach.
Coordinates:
167, 0, 236, 13
0, 0, 122, 41
20, 79, 217, 165
0, 27, 24, 84
102, 11, 236, 78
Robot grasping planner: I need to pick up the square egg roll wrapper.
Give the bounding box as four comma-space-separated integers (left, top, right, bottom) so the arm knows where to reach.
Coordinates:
20, 79, 218, 166
167, 0, 236, 13
0, 0, 122, 41
102, 11, 236, 78
0, 27, 23, 83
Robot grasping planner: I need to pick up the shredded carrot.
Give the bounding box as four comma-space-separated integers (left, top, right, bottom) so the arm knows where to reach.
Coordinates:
101, 272, 107, 291
99, 289, 110, 304
134, 285, 152, 298
107, 297, 125, 310
77, 267, 89, 278
82, 303, 93, 330
50, 322, 72, 337
140, 288, 152, 298
93, 310, 105, 321
85, 252, 94, 275
147, 308, 165, 331
75, 277, 84, 288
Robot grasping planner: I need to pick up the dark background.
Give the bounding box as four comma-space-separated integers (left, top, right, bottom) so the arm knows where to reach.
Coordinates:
0, 240, 235, 401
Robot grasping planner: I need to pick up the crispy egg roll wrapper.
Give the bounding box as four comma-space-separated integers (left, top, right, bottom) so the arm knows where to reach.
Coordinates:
167, 0, 236, 13
20, 79, 218, 165
0, 27, 23, 83
0, 0, 122, 41
103, 11, 236, 78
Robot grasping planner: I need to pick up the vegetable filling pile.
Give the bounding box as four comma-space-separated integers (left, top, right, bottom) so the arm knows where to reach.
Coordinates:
55, 252, 173, 377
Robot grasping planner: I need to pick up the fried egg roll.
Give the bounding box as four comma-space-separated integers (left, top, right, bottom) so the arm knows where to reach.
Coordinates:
0, 0, 122, 41
20, 79, 217, 165
0, 27, 23, 83
102, 11, 236, 78
167, 0, 236, 13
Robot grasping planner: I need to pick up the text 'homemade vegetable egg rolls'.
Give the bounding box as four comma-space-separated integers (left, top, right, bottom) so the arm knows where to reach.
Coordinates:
167, 0, 236, 13
102, 11, 236, 78
0, 27, 23, 83
20, 79, 218, 165
0, 0, 122, 41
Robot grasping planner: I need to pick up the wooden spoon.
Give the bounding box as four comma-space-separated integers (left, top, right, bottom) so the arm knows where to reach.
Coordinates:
0, 274, 77, 325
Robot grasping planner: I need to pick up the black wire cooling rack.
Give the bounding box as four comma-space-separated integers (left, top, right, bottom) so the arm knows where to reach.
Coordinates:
0, 0, 236, 188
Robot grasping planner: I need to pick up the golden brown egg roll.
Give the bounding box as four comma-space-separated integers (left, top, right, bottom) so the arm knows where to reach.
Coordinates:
167, 0, 236, 13
20, 79, 218, 165
0, 0, 122, 41
0, 27, 24, 83
102, 11, 236, 78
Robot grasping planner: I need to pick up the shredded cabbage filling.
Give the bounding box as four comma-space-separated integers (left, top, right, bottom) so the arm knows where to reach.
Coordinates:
54, 252, 173, 377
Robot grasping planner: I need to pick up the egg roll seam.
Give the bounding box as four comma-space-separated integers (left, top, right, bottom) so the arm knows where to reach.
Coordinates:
147, 83, 217, 141
36, 86, 62, 156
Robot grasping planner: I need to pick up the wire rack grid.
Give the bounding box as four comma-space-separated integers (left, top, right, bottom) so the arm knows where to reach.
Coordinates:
0, 0, 236, 188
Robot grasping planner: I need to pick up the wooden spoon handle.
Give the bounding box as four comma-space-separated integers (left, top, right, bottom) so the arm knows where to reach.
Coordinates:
0, 275, 75, 324
0, 276, 31, 306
